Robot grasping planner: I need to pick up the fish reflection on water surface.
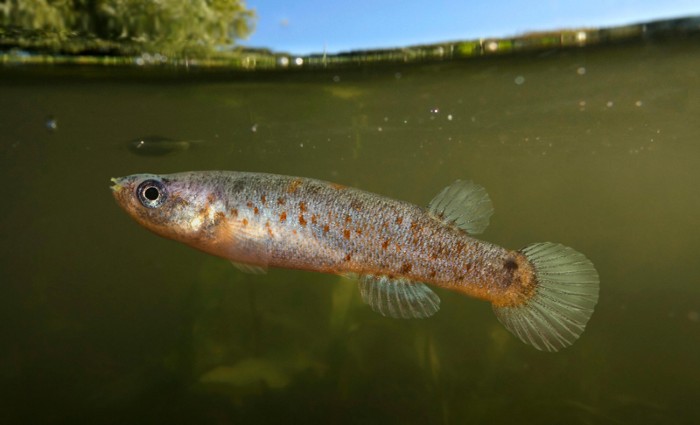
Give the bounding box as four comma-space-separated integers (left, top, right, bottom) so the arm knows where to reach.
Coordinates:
111, 171, 599, 352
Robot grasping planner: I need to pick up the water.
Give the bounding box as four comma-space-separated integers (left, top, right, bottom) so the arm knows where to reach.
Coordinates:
1, 36, 699, 424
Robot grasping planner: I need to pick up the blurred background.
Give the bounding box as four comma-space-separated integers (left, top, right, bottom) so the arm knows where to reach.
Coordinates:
1, 2, 700, 425
244, 0, 700, 53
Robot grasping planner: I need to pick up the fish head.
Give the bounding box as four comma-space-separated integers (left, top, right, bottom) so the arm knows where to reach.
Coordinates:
111, 173, 224, 246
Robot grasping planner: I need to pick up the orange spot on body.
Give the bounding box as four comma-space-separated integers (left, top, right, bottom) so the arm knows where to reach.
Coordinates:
242, 218, 248, 226
330, 183, 346, 190
345, 215, 352, 224
288, 179, 302, 194
230, 208, 238, 218
299, 215, 307, 227
400, 263, 413, 274
382, 239, 390, 250
280, 212, 287, 222
355, 228, 363, 236
253, 207, 259, 215
396, 216, 403, 225
344, 253, 352, 262
299, 201, 307, 213
277, 197, 286, 205
261, 195, 267, 204
311, 214, 318, 225
323, 225, 330, 234
343, 229, 350, 239
246, 201, 253, 208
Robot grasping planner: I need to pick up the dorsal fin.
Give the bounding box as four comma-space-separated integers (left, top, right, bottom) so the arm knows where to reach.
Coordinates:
358, 275, 440, 319
428, 180, 494, 234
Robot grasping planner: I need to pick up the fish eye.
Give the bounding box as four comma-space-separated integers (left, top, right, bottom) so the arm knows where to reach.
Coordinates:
136, 179, 167, 208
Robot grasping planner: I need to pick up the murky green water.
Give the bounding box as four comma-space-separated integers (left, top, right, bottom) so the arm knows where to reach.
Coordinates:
2, 36, 700, 424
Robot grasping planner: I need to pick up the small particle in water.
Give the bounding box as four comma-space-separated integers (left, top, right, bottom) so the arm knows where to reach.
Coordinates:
577, 67, 586, 75
251, 124, 258, 133
45, 116, 58, 132
377, 127, 383, 132
576, 32, 587, 42
294, 57, 304, 66
383, 117, 389, 122
299, 143, 304, 148
486, 41, 498, 51
514, 75, 525, 85
394, 72, 402, 80
606, 101, 614, 108
447, 114, 453, 121
279, 57, 290, 67
333, 75, 341, 82
430, 108, 439, 115
635, 100, 643, 107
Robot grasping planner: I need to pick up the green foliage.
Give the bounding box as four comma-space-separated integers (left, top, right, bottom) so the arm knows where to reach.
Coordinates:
0, 0, 255, 57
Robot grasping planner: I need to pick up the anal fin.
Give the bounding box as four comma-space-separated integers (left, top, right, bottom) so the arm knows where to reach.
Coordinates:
359, 275, 440, 319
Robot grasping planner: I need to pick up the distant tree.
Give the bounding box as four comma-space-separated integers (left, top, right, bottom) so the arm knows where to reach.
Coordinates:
0, 0, 255, 56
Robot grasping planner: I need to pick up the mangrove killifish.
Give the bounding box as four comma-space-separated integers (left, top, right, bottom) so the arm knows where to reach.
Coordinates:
110, 171, 599, 352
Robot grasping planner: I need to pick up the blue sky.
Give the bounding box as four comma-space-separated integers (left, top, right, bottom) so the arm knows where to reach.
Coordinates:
241, 0, 700, 54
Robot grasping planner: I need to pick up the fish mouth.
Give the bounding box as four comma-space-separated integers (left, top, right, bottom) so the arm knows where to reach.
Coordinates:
110, 177, 124, 193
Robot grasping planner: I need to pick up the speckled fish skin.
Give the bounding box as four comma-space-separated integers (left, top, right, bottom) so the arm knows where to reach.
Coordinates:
111, 171, 536, 307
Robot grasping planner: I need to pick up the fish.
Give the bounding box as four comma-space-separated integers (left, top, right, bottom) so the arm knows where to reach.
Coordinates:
110, 171, 599, 352
128, 136, 202, 156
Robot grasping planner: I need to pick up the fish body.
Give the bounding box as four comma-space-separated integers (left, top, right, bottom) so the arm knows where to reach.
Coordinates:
111, 171, 599, 352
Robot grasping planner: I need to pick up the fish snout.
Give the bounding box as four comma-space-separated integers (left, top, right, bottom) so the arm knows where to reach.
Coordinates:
110, 177, 125, 193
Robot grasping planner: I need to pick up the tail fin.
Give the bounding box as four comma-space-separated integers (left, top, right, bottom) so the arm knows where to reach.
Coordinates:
492, 242, 599, 352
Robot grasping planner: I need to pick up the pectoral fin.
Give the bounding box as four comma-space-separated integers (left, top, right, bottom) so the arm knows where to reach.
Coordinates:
230, 261, 268, 274
359, 275, 440, 319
